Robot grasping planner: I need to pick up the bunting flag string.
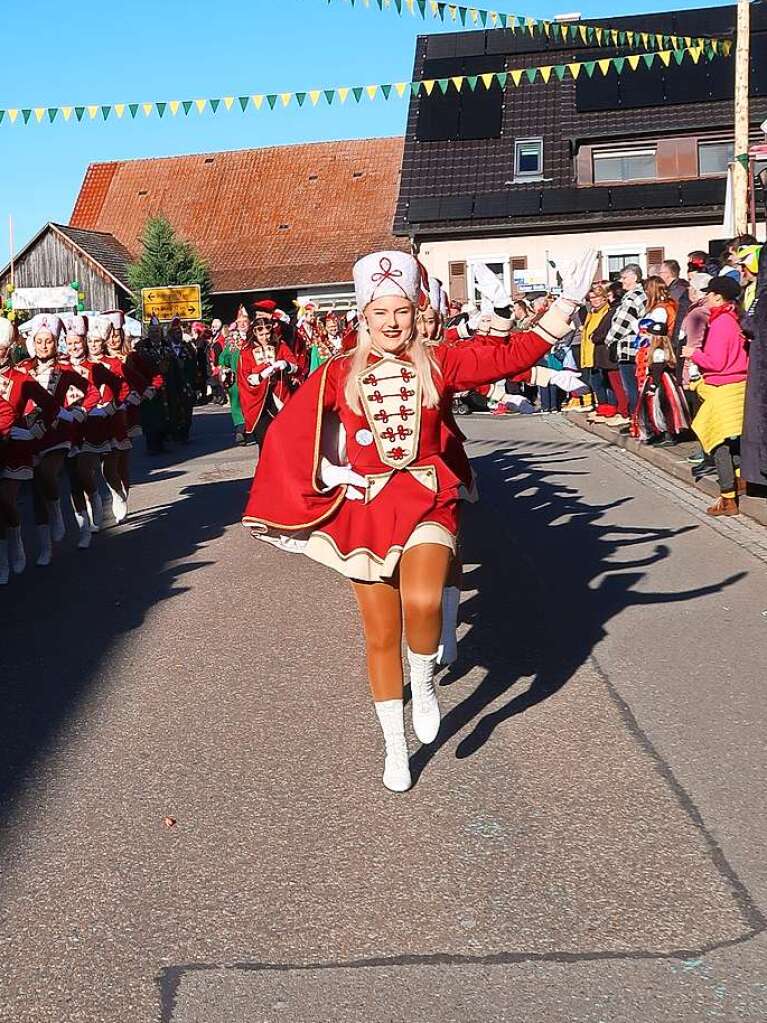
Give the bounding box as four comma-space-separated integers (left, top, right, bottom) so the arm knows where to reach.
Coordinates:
0, 44, 728, 128
321, 0, 729, 54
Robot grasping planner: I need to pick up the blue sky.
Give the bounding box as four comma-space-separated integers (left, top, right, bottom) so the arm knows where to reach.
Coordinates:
1, 0, 718, 256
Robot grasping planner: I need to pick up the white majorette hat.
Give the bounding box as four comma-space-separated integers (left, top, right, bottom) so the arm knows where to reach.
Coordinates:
105, 310, 125, 330
428, 275, 442, 313
440, 287, 449, 318
65, 314, 88, 338
0, 318, 14, 346
353, 251, 422, 311
88, 316, 113, 342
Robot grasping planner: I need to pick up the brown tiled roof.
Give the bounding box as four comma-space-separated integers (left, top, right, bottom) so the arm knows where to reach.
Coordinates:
53, 224, 132, 288
70, 137, 408, 293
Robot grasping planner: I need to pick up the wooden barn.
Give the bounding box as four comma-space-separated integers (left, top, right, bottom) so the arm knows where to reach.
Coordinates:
0, 222, 133, 313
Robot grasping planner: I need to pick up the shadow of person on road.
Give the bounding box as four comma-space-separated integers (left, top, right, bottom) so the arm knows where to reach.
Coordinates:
0, 470, 249, 846
410, 437, 747, 783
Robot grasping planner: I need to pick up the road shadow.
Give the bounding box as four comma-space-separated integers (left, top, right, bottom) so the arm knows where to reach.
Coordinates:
0, 444, 248, 845
410, 437, 746, 782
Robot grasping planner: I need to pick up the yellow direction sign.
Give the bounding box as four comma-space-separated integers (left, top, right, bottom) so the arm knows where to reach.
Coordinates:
141, 285, 202, 322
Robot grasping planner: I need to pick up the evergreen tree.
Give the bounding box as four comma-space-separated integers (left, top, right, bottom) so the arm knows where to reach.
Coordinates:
127, 216, 213, 319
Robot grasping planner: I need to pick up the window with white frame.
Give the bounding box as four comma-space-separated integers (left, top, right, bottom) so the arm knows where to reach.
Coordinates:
593, 147, 657, 183
607, 253, 642, 281
514, 138, 543, 179
699, 140, 733, 176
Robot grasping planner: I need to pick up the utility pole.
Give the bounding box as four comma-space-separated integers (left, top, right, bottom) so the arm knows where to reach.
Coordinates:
733, 0, 751, 235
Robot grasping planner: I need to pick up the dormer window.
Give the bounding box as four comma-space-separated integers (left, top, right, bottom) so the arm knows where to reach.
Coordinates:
514, 139, 543, 180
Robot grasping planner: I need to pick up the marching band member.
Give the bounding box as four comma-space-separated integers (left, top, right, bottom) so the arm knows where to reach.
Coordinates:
243, 248, 597, 792
105, 312, 153, 505
16, 315, 93, 565
0, 318, 63, 579
87, 317, 130, 523
237, 300, 299, 452
219, 305, 250, 446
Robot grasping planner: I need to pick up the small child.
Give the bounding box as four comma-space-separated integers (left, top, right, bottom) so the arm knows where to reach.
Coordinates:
635, 317, 691, 445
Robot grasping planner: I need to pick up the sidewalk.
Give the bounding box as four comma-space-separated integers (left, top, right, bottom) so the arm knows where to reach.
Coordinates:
563, 411, 767, 529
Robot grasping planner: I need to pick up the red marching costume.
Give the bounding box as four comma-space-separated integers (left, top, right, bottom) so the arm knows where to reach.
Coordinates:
243, 254, 575, 584
236, 301, 300, 446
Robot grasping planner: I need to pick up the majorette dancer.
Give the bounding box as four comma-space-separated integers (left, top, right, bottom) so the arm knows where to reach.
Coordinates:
243, 248, 598, 792
16, 315, 96, 566
86, 317, 131, 524
0, 318, 64, 580
64, 315, 124, 547
236, 300, 300, 453
219, 305, 250, 446
293, 302, 318, 379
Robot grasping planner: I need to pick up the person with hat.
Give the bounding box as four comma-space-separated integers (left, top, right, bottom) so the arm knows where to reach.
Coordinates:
236, 300, 299, 452
682, 275, 749, 516
218, 304, 250, 445
0, 318, 65, 580
634, 313, 690, 446
243, 247, 598, 793
736, 244, 762, 314
309, 312, 343, 373
16, 315, 95, 564
86, 317, 132, 524
293, 302, 318, 380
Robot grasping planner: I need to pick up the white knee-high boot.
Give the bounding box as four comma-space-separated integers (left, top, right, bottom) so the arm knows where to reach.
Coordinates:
73, 509, 92, 550
47, 499, 66, 542
108, 484, 127, 524
407, 649, 441, 745
36, 524, 53, 567
374, 700, 411, 792
437, 586, 461, 667
0, 540, 9, 585
88, 491, 103, 532
8, 526, 26, 574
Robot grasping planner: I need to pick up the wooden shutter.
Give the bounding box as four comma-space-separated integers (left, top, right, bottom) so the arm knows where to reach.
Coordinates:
448, 261, 468, 303
510, 257, 528, 298
646, 247, 665, 274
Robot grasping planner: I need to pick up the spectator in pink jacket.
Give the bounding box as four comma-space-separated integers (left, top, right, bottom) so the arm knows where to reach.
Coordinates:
682, 276, 749, 517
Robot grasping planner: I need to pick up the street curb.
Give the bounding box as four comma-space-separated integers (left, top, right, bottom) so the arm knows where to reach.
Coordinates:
563, 412, 767, 529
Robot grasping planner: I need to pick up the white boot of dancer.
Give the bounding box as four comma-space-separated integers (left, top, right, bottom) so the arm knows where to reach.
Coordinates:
73, 509, 92, 550
437, 586, 461, 667
88, 491, 103, 533
0, 540, 9, 585
374, 700, 412, 793
108, 485, 127, 524
47, 499, 66, 542
36, 524, 53, 567
407, 649, 441, 745
8, 526, 26, 574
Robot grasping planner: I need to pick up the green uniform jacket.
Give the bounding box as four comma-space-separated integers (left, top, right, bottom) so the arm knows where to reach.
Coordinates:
218, 344, 244, 428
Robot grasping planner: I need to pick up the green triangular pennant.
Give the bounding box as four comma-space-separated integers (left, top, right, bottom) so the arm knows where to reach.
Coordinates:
381, 84, 392, 99
479, 10, 487, 27
496, 72, 508, 89
296, 92, 307, 106
613, 57, 625, 74
47, 108, 58, 123
239, 96, 249, 111
210, 99, 220, 113
75, 107, 85, 122
129, 103, 139, 118
156, 102, 166, 118
525, 67, 538, 84
267, 94, 278, 109
324, 90, 335, 104
642, 53, 655, 69
352, 86, 363, 102
554, 65, 567, 81
583, 61, 596, 78
21, 109, 32, 124
183, 100, 193, 115
466, 75, 478, 91
437, 78, 449, 94
101, 106, 111, 120
459, 7, 466, 25
436, 2, 446, 20
411, 82, 421, 96
673, 49, 685, 65
416, 0, 426, 14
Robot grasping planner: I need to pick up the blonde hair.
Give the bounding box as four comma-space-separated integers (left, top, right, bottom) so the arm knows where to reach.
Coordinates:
343, 317, 442, 415
649, 334, 676, 369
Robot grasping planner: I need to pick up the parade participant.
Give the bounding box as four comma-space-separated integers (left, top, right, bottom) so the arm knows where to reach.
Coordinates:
164, 317, 197, 443
237, 300, 299, 451
64, 315, 122, 546
309, 312, 343, 373
737, 244, 762, 314
87, 317, 130, 523
105, 311, 154, 506
634, 315, 691, 446
0, 318, 63, 579
17, 315, 92, 565
341, 309, 359, 353
243, 248, 598, 792
294, 302, 318, 379
219, 305, 250, 445
134, 317, 172, 454
207, 319, 227, 406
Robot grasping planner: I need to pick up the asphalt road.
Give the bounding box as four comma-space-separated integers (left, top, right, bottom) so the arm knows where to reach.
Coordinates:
1, 407, 766, 1023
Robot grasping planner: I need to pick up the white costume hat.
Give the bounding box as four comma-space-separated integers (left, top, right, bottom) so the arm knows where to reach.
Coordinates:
440, 287, 449, 318
0, 318, 13, 346
27, 314, 63, 356
65, 314, 88, 338
105, 310, 125, 330
428, 276, 442, 313
88, 316, 113, 342
353, 251, 422, 311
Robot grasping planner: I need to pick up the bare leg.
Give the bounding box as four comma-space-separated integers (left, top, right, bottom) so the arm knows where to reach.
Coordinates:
352, 579, 404, 701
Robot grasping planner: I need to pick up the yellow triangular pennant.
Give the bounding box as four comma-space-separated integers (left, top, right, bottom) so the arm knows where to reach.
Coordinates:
422, 80, 435, 95
480, 73, 494, 90
510, 69, 524, 86
394, 82, 408, 97
143, 102, 153, 116
169, 100, 180, 116
539, 66, 553, 83
568, 63, 582, 80
62, 107, 73, 121
598, 58, 612, 76
627, 54, 641, 70
223, 96, 234, 110
34, 108, 45, 123
253, 95, 264, 109
8, 109, 18, 123
658, 50, 672, 66
280, 93, 292, 107
690, 46, 702, 63
87, 105, 99, 119
195, 99, 206, 114
114, 104, 125, 118
366, 85, 378, 100
338, 87, 350, 103
309, 90, 321, 106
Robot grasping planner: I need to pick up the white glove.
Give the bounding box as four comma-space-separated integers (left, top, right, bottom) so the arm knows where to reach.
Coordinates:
346, 309, 357, 324
319, 457, 367, 501
259, 364, 278, 380
271, 360, 288, 372
56, 407, 75, 423
246, 373, 262, 386
9, 426, 33, 440
126, 391, 142, 406
88, 406, 109, 419
550, 369, 589, 396
275, 310, 290, 325
560, 248, 599, 304
473, 262, 510, 308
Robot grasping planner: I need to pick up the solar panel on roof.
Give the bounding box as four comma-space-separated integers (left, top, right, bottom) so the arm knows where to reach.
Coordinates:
541, 189, 579, 214
510, 191, 541, 216
610, 184, 680, 211
439, 197, 474, 220
680, 179, 726, 206
619, 64, 665, 109
407, 198, 442, 221
576, 69, 621, 113
472, 193, 510, 218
